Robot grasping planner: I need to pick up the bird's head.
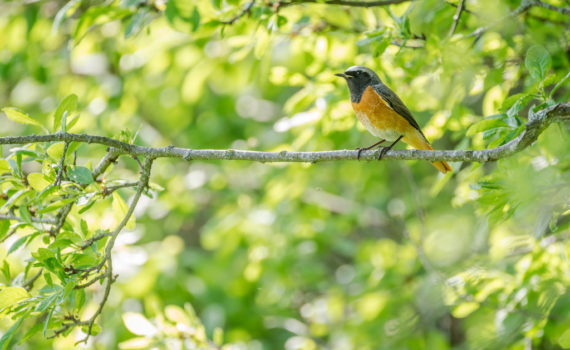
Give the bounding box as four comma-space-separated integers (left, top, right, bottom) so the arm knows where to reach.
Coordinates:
335, 66, 382, 102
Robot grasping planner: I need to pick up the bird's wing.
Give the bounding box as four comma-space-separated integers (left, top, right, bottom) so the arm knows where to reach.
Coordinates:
372, 83, 425, 137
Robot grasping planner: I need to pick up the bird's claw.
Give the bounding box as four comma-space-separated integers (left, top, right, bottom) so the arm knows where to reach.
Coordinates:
377, 147, 389, 160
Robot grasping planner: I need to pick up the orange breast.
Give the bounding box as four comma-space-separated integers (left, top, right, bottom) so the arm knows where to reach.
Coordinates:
352, 86, 414, 135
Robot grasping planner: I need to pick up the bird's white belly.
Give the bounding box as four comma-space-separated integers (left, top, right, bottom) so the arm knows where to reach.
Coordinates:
355, 111, 401, 141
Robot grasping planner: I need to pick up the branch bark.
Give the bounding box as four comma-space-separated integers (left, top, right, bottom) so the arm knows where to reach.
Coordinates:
0, 103, 568, 165
279, 0, 413, 8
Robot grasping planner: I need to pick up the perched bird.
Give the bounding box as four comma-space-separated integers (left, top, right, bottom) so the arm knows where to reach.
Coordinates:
336, 66, 452, 174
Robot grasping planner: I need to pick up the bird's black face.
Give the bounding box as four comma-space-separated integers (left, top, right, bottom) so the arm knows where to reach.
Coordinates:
335, 66, 382, 103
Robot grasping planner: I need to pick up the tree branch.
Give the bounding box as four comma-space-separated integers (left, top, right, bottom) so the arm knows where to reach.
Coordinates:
76, 157, 153, 344
222, 0, 255, 24
448, 0, 467, 36
279, 0, 414, 8
533, 0, 570, 15
0, 214, 58, 225
0, 103, 568, 165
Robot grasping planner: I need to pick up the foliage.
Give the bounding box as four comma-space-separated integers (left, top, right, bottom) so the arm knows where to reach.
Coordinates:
0, 0, 569, 349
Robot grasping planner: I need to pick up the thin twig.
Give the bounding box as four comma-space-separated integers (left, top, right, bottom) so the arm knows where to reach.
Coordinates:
391, 39, 424, 49
76, 157, 153, 344
93, 148, 121, 180
80, 231, 112, 250
446, 0, 475, 15
75, 273, 107, 289
101, 181, 139, 197
0, 214, 58, 225
448, 0, 466, 36
22, 268, 43, 291
49, 203, 73, 237
222, 0, 255, 24
0, 103, 568, 164
279, 0, 414, 8
54, 142, 69, 187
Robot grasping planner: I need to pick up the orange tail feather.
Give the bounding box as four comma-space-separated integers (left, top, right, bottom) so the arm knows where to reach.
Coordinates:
402, 132, 452, 174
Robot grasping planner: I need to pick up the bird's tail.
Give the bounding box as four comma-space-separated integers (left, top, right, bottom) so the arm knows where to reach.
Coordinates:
403, 132, 452, 174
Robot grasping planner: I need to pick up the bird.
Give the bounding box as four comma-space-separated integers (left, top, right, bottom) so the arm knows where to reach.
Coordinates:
335, 66, 452, 174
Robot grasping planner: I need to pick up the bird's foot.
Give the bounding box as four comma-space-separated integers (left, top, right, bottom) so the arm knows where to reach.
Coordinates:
377, 147, 389, 160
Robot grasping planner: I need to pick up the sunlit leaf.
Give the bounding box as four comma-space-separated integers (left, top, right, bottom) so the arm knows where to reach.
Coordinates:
122, 312, 158, 337
0, 287, 30, 312
53, 94, 78, 131
27, 173, 51, 192
452, 301, 479, 318
2, 108, 46, 130
118, 337, 152, 349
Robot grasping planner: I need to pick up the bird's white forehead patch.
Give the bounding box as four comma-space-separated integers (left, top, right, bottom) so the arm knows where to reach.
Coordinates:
345, 66, 376, 75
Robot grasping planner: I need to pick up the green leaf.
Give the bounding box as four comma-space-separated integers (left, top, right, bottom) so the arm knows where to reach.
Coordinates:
74, 6, 132, 43
53, 94, 78, 131
0, 159, 10, 173
35, 293, 57, 313
46, 142, 66, 161
166, 1, 200, 33
68, 166, 94, 185
525, 45, 551, 80
1, 261, 10, 281
0, 287, 30, 312
0, 189, 30, 212
66, 113, 81, 131
0, 220, 10, 241
19, 321, 43, 345
81, 323, 101, 336
80, 219, 88, 236
2, 108, 46, 130
8, 235, 29, 255
27, 173, 51, 192
451, 301, 479, 318
559, 328, 570, 349
124, 8, 151, 38
0, 314, 25, 350
18, 206, 32, 225
32, 248, 56, 263
75, 289, 86, 310
467, 117, 509, 136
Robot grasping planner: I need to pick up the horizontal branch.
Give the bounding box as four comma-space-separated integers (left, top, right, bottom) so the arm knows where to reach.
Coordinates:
0, 214, 58, 225
280, 0, 413, 8
0, 103, 568, 164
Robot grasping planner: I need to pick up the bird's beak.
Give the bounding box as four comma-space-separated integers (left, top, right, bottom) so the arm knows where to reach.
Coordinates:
335, 73, 348, 79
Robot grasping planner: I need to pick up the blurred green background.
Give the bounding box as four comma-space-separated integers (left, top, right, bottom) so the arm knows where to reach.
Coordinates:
0, 0, 569, 349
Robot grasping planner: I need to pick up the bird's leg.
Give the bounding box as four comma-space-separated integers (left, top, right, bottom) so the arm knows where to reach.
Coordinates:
377, 135, 403, 160
356, 139, 385, 160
